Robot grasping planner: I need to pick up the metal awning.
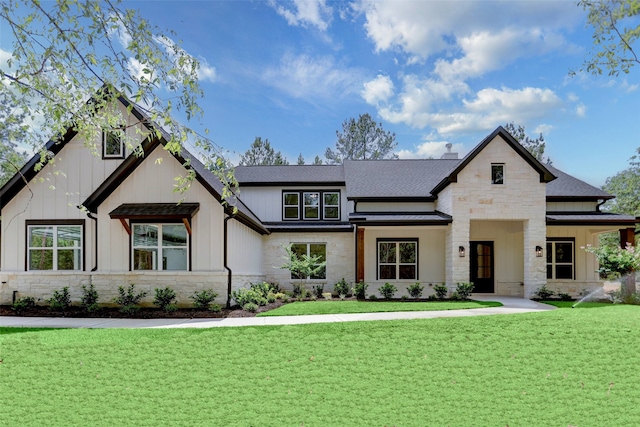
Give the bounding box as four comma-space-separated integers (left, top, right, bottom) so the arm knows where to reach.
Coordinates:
109, 203, 200, 235
546, 212, 638, 226
349, 212, 453, 226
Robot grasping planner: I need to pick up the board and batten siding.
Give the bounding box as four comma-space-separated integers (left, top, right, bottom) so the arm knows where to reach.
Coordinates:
546, 201, 599, 212
355, 201, 435, 213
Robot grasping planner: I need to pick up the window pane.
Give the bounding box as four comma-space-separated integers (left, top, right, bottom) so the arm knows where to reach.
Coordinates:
284, 193, 298, 205
133, 225, 158, 246
291, 244, 306, 259
379, 265, 396, 280
162, 224, 187, 247
399, 242, 416, 263
304, 207, 319, 219
284, 207, 299, 219
309, 244, 326, 261
555, 243, 573, 263
324, 206, 339, 219
133, 248, 158, 270
105, 131, 122, 156
30, 227, 54, 247
29, 249, 53, 270
547, 265, 553, 279
58, 249, 80, 270
399, 265, 416, 280
163, 248, 187, 270
546, 243, 552, 263
57, 226, 81, 248
324, 193, 339, 205
379, 243, 396, 263
556, 265, 573, 279
491, 164, 504, 184
304, 193, 319, 206
311, 265, 326, 280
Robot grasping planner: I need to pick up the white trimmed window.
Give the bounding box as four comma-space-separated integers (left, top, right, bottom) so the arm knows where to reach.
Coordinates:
546, 240, 574, 280
323, 192, 339, 220
378, 240, 418, 280
282, 191, 341, 221
28, 225, 82, 270
132, 224, 188, 271
103, 129, 124, 159
491, 163, 504, 184
283, 192, 300, 219
290, 243, 326, 280
303, 192, 320, 219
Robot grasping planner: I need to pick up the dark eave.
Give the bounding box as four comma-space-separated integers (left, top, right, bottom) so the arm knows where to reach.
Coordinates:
263, 221, 353, 233
546, 212, 638, 226
239, 181, 345, 187
431, 126, 556, 196
350, 196, 437, 203
349, 211, 453, 226
109, 203, 200, 219
546, 196, 614, 201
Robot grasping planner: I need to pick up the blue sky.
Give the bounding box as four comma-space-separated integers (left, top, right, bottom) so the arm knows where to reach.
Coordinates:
5, 1, 640, 187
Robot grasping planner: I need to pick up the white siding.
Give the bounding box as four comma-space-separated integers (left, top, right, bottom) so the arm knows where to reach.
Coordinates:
356, 201, 435, 212
228, 218, 263, 276
546, 201, 599, 212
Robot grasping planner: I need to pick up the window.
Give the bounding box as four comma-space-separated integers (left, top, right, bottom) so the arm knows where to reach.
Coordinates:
491, 163, 504, 184
28, 225, 82, 270
282, 191, 341, 221
290, 243, 326, 280
132, 224, 188, 271
283, 192, 300, 219
546, 240, 574, 280
103, 129, 124, 159
377, 239, 418, 280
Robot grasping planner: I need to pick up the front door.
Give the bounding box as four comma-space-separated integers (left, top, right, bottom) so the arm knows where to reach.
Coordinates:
470, 241, 494, 293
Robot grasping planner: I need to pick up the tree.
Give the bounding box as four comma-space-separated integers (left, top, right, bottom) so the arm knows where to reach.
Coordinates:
602, 148, 640, 218
279, 244, 326, 297
312, 155, 323, 165
0, 0, 235, 199
504, 122, 551, 164
297, 153, 305, 165
325, 113, 398, 164
0, 90, 29, 186
238, 137, 289, 166
584, 244, 639, 299
578, 0, 640, 77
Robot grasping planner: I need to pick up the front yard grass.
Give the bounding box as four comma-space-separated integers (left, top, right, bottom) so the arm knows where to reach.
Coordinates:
2, 305, 640, 426
257, 299, 502, 316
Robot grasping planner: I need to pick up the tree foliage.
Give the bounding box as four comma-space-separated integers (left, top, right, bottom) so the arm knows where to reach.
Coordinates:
602, 148, 640, 217
578, 0, 640, 76
0, 90, 29, 186
0, 0, 235, 199
504, 122, 551, 164
238, 137, 288, 166
325, 113, 397, 164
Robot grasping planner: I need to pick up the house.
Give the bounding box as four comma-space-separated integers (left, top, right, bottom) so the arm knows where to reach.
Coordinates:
0, 97, 637, 306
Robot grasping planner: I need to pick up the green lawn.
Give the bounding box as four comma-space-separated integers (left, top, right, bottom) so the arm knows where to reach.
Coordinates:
257, 299, 502, 316
3, 306, 640, 426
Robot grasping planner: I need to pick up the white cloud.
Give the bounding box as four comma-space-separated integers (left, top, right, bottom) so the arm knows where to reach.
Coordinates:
534, 124, 553, 136
196, 57, 217, 83
575, 103, 587, 117
262, 52, 364, 99
269, 0, 333, 31
361, 74, 394, 104
397, 141, 465, 159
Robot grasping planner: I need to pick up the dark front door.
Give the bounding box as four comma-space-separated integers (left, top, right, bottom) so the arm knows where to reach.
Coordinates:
470, 241, 494, 293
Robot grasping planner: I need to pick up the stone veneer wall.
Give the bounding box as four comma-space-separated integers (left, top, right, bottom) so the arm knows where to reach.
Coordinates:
0, 271, 265, 307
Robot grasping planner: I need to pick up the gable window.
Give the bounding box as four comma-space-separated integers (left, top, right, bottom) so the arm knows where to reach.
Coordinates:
282, 190, 341, 221
28, 223, 83, 271
103, 129, 124, 159
290, 243, 326, 280
377, 239, 418, 280
132, 223, 188, 271
283, 192, 300, 219
546, 239, 574, 280
491, 163, 504, 184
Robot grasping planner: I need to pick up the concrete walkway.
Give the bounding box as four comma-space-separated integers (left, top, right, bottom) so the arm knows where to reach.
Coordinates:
0, 296, 555, 329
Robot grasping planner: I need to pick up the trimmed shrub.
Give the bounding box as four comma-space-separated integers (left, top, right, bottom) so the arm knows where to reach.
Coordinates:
191, 289, 219, 310
313, 284, 324, 299
452, 282, 474, 300
80, 284, 99, 312
114, 284, 148, 315
407, 282, 424, 299
292, 283, 308, 299
153, 287, 177, 312
557, 292, 572, 301
353, 281, 368, 300
267, 292, 277, 303
334, 278, 350, 297
232, 288, 267, 307
369, 295, 378, 301
433, 283, 448, 300
210, 303, 222, 312
379, 282, 397, 299
534, 285, 555, 300
243, 302, 258, 313
12, 296, 36, 314
47, 286, 71, 311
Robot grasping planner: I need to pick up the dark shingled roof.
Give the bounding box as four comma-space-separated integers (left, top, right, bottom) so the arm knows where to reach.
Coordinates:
262, 221, 353, 232
546, 212, 637, 226
545, 165, 613, 200
343, 159, 460, 199
109, 203, 200, 219
349, 212, 453, 226
235, 165, 344, 185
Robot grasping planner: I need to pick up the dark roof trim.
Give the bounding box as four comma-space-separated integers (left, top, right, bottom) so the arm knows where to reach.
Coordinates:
546, 214, 638, 227
109, 203, 200, 220
546, 196, 614, 201
431, 126, 556, 195
263, 221, 353, 233
349, 211, 453, 226
350, 196, 437, 203
239, 181, 345, 187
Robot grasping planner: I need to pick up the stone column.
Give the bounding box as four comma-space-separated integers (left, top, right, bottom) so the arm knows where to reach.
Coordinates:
523, 218, 547, 298
446, 218, 470, 288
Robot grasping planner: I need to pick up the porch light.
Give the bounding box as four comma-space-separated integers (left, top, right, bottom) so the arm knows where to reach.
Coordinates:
535, 245, 543, 257
458, 246, 465, 257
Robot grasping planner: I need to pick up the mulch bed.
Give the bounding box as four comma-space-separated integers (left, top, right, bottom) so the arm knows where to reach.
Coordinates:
0, 300, 287, 319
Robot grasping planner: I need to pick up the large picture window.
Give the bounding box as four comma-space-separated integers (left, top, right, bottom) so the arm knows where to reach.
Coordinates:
546, 239, 574, 280
377, 239, 418, 280
132, 224, 188, 271
28, 224, 83, 270
290, 243, 326, 280
282, 190, 340, 221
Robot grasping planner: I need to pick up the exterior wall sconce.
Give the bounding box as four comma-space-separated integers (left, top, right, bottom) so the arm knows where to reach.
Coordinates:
535, 245, 543, 257
459, 246, 465, 257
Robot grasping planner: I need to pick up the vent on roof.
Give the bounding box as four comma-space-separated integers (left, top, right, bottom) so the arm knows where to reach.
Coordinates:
440, 143, 458, 160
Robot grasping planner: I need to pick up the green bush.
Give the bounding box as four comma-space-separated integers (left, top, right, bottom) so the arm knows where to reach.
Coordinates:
369, 295, 378, 301
407, 282, 424, 299
153, 287, 177, 312
334, 278, 350, 297
292, 283, 309, 299
353, 281, 368, 300
313, 284, 324, 299
243, 302, 258, 313
267, 292, 277, 303
557, 292, 573, 301
12, 296, 36, 314
452, 282, 474, 300
113, 284, 148, 315
433, 283, 448, 300
232, 287, 267, 307
191, 289, 218, 310
210, 303, 222, 312
80, 284, 99, 312
379, 283, 397, 299
47, 286, 71, 311
250, 282, 278, 298
534, 285, 555, 300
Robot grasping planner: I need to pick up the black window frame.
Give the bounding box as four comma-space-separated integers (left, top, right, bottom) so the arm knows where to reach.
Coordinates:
376, 238, 419, 281
491, 163, 505, 185
282, 190, 341, 221
546, 238, 575, 280
102, 129, 125, 159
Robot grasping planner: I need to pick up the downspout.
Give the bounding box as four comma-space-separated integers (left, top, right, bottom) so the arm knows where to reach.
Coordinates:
87, 212, 98, 271
596, 199, 607, 212
224, 213, 235, 309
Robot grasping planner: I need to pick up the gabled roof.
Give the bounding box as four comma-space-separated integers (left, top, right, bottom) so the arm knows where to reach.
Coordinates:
545, 165, 613, 200
431, 126, 556, 195
235, 165, 344, 186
